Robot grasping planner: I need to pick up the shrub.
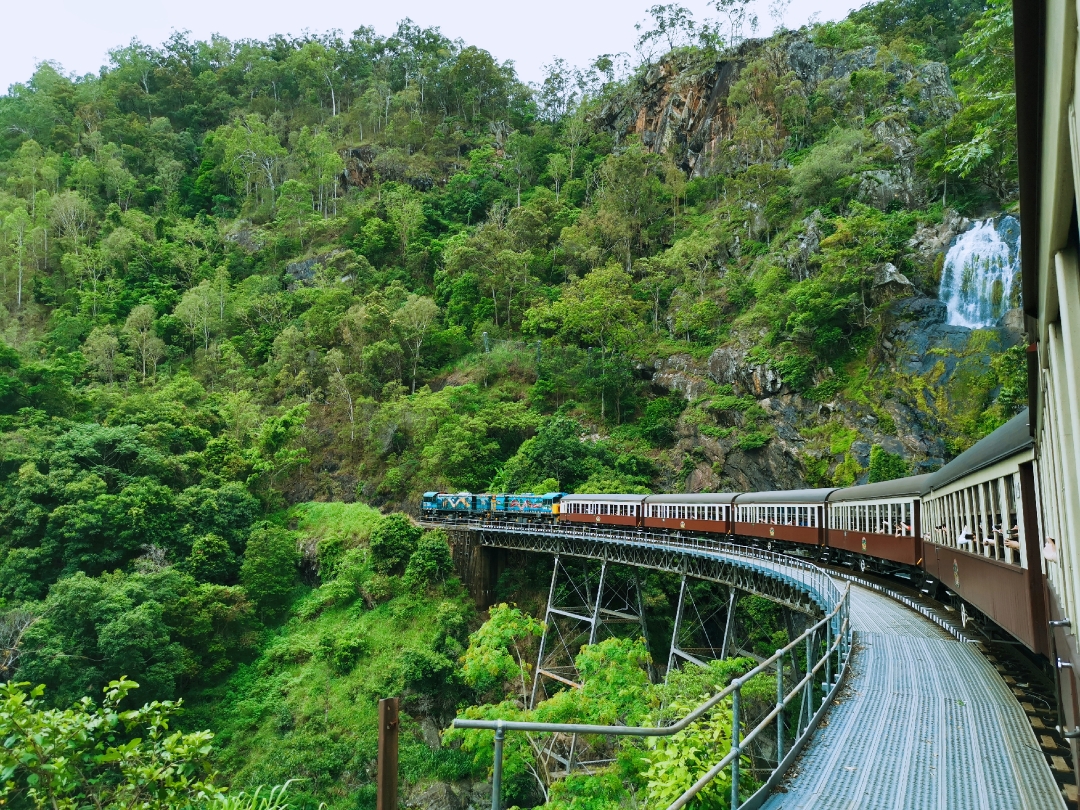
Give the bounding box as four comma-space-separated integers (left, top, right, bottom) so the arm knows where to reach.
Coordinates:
0, 678, 224, 809
370, 513, 422, 575
187, 533, 237, 584
638, 395, 685, 446
403, 530, 454, 588
868, 445, 908, 483
316, 532, 346, 582
318, 632, 369, 674
240, 523, 299, 619
737, 430, 771, 451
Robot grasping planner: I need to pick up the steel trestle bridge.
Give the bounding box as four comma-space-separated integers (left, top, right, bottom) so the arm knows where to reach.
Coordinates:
435, 518, 1065, 810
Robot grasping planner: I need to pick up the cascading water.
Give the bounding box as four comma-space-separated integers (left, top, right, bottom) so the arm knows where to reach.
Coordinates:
938, 215, 1021, 328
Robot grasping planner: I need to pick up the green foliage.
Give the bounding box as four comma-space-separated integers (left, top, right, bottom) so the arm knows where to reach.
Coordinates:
402, 529, 454, 588
992, 344, 1028, 416
638, 395, 686, 446
460, 603, 543, 700
18, 569, 256, 704
833, 453, 864, 487
240, 523, 299, 619
0, 677, 223, 809
188, 533, 239, 584
868, 445, 908, 483
0, 3, 1027, 807
318, 632, 369, 674
369, 513, 422, 575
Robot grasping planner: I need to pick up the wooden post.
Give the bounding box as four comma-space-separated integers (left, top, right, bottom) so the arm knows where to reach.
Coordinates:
377, 698, 399, 810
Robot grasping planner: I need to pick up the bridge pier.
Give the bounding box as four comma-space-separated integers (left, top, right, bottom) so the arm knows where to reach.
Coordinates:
531, 554, 651, 708
446, 530, 512, 608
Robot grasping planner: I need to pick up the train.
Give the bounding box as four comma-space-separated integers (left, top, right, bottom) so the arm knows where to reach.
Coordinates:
424, 408, 1049, 655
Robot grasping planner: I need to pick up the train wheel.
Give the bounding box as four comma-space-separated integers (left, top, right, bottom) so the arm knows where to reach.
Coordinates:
859, 558, 867, 573
766, 540, 773, 552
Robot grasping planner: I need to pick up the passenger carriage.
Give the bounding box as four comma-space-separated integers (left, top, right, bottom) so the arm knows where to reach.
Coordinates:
643, 493, 735, 535
825, 476, 929, 569
559, 493, 645, 527
732, 489, 833, 547
919, 410, 1047, 654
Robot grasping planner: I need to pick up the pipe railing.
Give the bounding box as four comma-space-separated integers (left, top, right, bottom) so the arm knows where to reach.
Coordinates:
454, 578, 852, 810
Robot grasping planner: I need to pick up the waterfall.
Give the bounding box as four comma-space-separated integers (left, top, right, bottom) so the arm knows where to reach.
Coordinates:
938, 216, 1021, 329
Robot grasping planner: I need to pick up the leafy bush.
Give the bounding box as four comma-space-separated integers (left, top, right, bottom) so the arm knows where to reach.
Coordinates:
868, 445, 908, 483
187, 532, 238, 584
369, 513, 423, 575
316, 532, 347, 582
737, 430, 772, 451
0, 678, 223, 809
318, 632, 369, 674
638, 395, 685, 446
403, 529, 454, 588
240, 523, 300, 619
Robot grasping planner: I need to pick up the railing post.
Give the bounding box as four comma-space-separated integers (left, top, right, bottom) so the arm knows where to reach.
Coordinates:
377, 697, 399, 810
804, 632, 813, 729
776, 657, 784, 762
731, 680, 741, 810
491, 720, 505, 810
824, 625, 832, 704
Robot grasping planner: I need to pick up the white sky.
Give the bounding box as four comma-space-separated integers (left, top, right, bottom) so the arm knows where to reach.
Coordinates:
1, 1, 864, 93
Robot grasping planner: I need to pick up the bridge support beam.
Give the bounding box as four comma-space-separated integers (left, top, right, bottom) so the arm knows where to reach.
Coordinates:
668, 579, 743, 675
531, 554, 651, 708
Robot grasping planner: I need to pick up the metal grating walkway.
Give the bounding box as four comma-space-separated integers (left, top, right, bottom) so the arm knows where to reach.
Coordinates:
760, 585, 1064, 809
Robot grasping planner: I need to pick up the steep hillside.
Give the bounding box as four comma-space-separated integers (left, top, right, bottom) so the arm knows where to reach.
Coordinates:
0, 0, 1026, 807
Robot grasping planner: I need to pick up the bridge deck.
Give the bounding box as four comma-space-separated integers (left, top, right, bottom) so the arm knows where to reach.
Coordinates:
760, 584, 1063, 809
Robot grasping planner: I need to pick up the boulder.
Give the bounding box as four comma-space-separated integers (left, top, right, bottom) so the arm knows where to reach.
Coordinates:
871, 263, 917, 304
409, 783, 463, 810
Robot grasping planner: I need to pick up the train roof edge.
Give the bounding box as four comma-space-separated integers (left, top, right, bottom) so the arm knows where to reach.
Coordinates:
733, 488, 837, 505
921, 408, 1032, 494
828, 474, 935, 502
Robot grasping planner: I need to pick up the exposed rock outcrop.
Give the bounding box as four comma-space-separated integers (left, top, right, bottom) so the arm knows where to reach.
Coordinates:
597, 33, 957, 178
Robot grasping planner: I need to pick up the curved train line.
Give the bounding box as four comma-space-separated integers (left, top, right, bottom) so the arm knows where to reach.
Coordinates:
424, 408, 1049, 657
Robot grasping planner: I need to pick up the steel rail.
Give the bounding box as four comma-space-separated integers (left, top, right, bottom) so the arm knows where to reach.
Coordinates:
446, 516, 853, 810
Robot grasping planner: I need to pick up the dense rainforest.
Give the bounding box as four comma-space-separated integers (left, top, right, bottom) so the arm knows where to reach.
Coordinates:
0, 0, 1025, 808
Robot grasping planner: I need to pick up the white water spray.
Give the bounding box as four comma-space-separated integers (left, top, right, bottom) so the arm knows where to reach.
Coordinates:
938, 217, 1020, 329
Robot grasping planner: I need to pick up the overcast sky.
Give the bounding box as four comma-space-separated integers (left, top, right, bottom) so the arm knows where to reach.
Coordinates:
2, 0, 864, 93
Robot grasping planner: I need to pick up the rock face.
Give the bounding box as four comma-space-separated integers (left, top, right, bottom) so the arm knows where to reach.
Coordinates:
707, 347, 785, 397
871, 262, 917, 304
407, 781, 490, 810
596, 33, 957, 178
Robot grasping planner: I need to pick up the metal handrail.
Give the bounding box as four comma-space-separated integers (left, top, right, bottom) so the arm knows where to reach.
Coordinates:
452, 529, 852, 810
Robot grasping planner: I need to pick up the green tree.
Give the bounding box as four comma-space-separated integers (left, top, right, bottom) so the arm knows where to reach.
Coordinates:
239, 523, 299, 619
403, 529, 454, 589
123, 304, 165, 380
369, 513, 422, 575
187, 533, 238, 584
460, 603, 543, 702
394, 293, 439, 393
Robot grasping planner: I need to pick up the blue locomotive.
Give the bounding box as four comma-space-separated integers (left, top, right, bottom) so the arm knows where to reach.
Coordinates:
422, 491, 565, 521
